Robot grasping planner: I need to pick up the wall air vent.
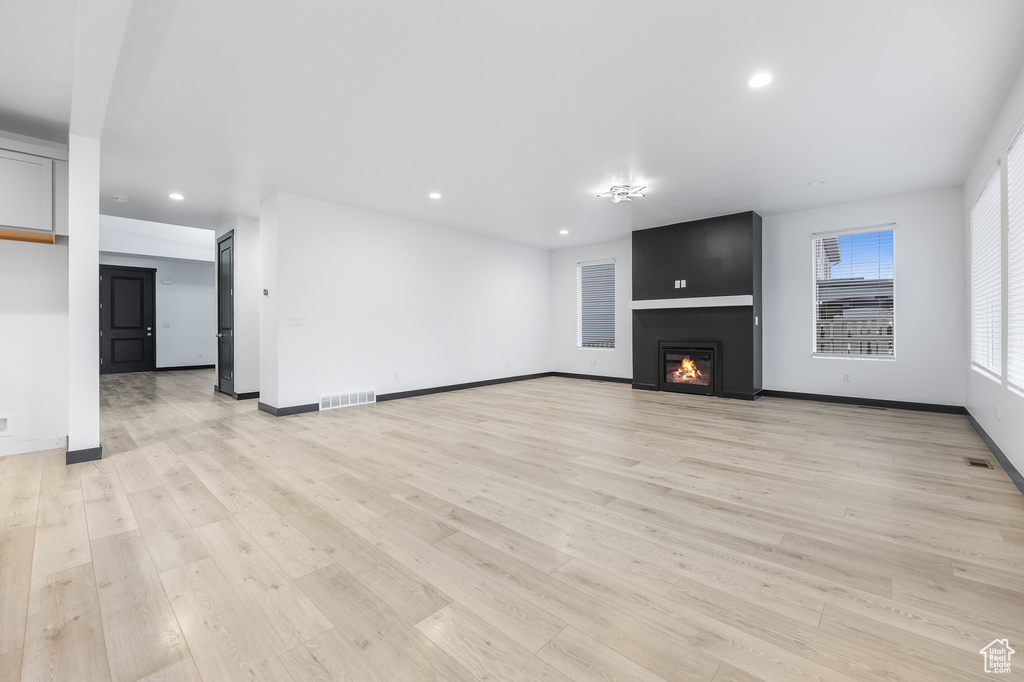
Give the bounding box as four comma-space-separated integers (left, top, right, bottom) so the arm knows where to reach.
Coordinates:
320, 390, 376, 411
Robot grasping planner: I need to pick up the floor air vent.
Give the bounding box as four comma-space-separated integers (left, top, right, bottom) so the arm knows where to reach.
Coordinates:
964, 457, 994, 469
320, 390, 376, 411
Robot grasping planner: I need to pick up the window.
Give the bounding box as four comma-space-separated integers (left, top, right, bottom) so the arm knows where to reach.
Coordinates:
1009, 134, 1024, 391
578, 260, 615, 348
812, 226, 894, 357
971, 169, 1002, 378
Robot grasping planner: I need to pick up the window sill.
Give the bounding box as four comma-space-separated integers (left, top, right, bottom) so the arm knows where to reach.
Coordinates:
971, 364, 1001, 383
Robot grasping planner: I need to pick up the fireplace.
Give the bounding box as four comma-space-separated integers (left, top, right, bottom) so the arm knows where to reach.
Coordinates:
632, 211, 762, 400
659, 342, 718, 396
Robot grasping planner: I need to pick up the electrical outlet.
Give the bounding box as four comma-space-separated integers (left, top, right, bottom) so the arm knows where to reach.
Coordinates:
394, 371, 399, 380
198, 353, 203, 359
842, 372, 851, 382
997, 405, 1001, 421
0, 414, 12, 437
506, 360, 510, 368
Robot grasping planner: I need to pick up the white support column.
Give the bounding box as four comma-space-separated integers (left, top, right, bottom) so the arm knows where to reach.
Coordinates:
66, 134, 102, 462
66, 135, 102, 461
66, 0, 134, 463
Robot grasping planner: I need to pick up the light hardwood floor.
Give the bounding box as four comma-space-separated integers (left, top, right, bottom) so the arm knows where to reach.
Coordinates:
2, 369, 1023, 681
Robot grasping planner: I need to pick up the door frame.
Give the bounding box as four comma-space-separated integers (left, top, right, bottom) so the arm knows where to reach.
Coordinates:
99, 264, 157, 374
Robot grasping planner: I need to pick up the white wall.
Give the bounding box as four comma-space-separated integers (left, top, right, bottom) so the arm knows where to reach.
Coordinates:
762, 187, 966, 406
964, 61, 1024, 477
100, 214, 214, 262
550, 239, 632, 379
260, 192, 552, 409
99, 253, 216, 368
0, 239, 69, 456
258, 196, 280, 406
217, 216, 260, 395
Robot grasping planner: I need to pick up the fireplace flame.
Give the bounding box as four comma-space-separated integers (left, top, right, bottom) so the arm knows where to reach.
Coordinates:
671, 357, 704, 383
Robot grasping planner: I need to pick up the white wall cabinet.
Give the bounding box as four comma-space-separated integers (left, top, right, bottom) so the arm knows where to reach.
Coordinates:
0, 131, 69, 235
0, 148, 53, 231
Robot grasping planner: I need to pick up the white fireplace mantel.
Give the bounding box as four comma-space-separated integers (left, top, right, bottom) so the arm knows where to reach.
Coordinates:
630, 295, 754, 310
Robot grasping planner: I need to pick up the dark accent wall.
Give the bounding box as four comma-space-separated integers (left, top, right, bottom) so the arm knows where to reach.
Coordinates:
633, 211, 760, 300
632, 212, 762, 399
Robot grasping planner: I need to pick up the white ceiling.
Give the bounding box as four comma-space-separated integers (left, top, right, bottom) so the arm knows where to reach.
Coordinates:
4, 0, 1024, 249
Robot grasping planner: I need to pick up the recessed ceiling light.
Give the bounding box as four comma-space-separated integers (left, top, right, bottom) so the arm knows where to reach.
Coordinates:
429, 192, 442, 199
113, 195, 129, 203
748, 73, 773, 88
559, 229, 569, 235
808, 180, 827, 186
169, 193, 184, 201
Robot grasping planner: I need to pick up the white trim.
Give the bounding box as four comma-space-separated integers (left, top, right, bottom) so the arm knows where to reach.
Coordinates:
810, 222, 896, 239
0, 130, 68, 161
971, 362, 1002, 383
630, 295, 753, 310
812, 354, 896, 361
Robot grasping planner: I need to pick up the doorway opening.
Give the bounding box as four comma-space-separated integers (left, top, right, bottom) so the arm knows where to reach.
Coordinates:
215, 231, 235, 396
99, 265, 156, 374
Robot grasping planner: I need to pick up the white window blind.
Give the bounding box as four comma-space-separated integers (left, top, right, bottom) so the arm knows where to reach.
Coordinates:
971, 168, 1002, 378
1009, 133, 1024, 391
578, 260, 615, 349
812, 226, 894, 357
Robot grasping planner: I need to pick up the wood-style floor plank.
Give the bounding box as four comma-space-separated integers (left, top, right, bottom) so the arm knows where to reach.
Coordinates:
21, 563, 110, 682
160, 558, 296, 682
81, 460, 139, 540
416, 602, 574, 681
193, 517, 333, 654
537, 625, 673, 682
92, 529, 189, 682
127, 487, 208, 574
132, 657, 203, 682
278, 627, 383, 682
0, 464, 42, 533
0, 527, 35, 655
294, 562, 478, 682
2, 369, 1023, 682
0, 648, 23, 682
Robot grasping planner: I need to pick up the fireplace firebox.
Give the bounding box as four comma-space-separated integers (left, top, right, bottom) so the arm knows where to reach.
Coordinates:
658, 342, 718, 396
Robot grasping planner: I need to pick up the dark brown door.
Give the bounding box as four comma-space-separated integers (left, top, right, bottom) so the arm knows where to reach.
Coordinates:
100, 265, 156, 374
216, 232, 234, 395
